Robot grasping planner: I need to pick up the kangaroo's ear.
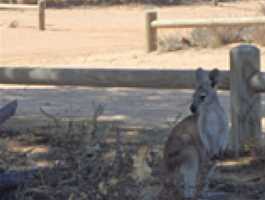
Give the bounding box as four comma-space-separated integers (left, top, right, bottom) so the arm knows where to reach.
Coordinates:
196, 68, 208, 84
209, 69, 220, 87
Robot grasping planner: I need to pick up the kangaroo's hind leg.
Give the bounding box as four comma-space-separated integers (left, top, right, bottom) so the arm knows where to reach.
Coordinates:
179, 147, 200, 199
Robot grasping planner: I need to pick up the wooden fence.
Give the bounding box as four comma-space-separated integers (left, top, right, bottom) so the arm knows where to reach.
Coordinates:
0, 0, 46, 30
0, 45, 265, 154
145, 11, 265, 52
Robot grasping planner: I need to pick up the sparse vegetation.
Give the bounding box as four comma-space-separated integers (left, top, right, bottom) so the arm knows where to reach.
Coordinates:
158, 34, 190, 52
8, 20, 19, 28
158, 26, 265, 52
191, 26, 248, 47
1, 118, 265, 199
251, 26, 265, 46
191, 28, 223, 48
0, 104, 165, 200
259, 1, 265, 15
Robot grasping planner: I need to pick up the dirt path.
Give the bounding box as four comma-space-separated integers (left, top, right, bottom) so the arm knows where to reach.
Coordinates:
0, 86, 230, 129
1, 1, 265, 67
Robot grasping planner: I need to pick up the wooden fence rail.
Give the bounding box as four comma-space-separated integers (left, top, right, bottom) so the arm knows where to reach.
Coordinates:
145, 11, 265, 52
0, 3, 38, 9
0, 45, 264, 155
0, 67, 230, 90
0, 0, 46, 30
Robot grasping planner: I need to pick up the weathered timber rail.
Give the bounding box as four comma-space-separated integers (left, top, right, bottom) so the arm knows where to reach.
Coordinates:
0, 67, 230, 90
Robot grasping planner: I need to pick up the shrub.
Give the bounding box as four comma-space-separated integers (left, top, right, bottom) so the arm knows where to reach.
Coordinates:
158, 26, 251, 52
158, 34, 191, 52
190, 28, 223, 48
158, 25, 265, 52
251, 26, 265, 46
190, 27, 245, 48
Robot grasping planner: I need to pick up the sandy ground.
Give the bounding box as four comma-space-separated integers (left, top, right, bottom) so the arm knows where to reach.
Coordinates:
1, 0, 265, 68
0, 0, 264, 128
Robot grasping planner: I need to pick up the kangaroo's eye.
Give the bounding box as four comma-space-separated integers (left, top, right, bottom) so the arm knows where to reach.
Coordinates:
200, 94, 206, 101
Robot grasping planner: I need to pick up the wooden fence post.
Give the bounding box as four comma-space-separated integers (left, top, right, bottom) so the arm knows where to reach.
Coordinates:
38, 0, 45, 31
145, 11, 157, 52
230, 44, 261, 157
213, 0, 218, 6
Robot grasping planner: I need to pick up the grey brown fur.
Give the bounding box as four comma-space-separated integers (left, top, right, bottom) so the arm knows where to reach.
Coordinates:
161, 68, 229, 200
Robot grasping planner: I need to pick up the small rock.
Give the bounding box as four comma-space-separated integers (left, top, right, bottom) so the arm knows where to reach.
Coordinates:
8, 20, 19, 28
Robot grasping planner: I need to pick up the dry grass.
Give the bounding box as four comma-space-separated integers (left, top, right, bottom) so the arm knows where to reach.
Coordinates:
159, 25, 265, 52
0, 123, 136, 200
251, 26, 265, 46
8, 20, 19, 28
191, 28, 224, 48
0, 107, 165, 200
0, 120, 265, 199
259, 1, 265, 16
158, 27, 244, 51
191, 26, 249, 48
0, 106, 265, 199
158, 34, 190, 52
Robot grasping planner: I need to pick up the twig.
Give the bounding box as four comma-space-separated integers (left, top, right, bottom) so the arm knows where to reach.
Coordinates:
40, 107, 61, 128
115, 127, 123, 163
0, 100, 17, 126
90, 103, 104, 139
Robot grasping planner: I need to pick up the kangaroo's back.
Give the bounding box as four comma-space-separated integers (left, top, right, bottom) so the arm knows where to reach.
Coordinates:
162, 114, 204, 200
163, 114, 200, 172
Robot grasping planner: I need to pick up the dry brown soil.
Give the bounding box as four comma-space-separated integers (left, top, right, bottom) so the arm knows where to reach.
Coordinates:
1, 1, 265, 68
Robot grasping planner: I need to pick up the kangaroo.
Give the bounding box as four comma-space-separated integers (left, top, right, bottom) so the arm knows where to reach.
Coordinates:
160, 68, 229, 200
191, 68, 229, 159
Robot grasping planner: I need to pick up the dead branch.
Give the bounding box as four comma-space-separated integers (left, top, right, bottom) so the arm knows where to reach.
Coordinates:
40, 107, 61, 128
113, 127, 124, 174
0, 100, 17, 126
0, 167, 57, 192
90, 102, 104, 139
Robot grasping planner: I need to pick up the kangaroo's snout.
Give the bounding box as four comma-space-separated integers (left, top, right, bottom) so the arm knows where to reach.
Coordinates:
190, 104, 197, 114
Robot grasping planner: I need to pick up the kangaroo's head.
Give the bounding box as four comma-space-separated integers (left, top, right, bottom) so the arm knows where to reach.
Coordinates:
190, 68, 220, 114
